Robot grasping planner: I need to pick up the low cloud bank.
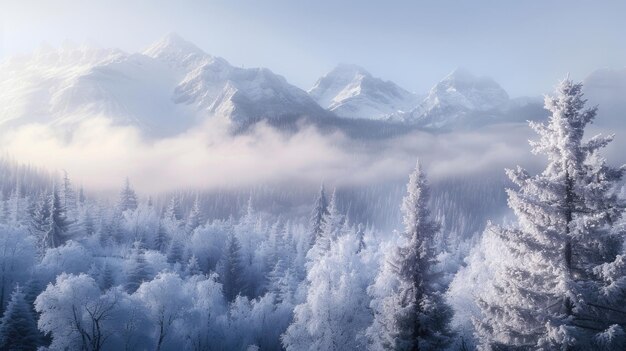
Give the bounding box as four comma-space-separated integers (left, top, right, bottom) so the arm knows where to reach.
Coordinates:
5, 116, 621, 194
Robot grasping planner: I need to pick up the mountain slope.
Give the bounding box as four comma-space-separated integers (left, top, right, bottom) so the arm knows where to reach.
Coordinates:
0, 33, 329, 137
309, 64, 419, 120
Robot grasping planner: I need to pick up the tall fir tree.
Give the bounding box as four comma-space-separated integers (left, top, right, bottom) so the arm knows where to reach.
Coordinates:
61, 170, 76, 220
283, 226, 371, 351
307, 189, 342, 264
125, 241, 150, 293
165, 195, 184, 222
30, 192, 51, 259
167, 239, 185, 264
118, 177, 138, 212
220, 233, 244, 302
308, 184, 329, 248
0, 285, 40, 351
185, 194, 203, 234
154, 222, 169, 252
474, 79, 626, 350
45, 186, 69, 249
366, 161, 454, 351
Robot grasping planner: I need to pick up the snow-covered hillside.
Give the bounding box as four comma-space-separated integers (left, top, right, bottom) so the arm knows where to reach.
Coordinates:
308, 64, 420, 120
0, 34, 328, 137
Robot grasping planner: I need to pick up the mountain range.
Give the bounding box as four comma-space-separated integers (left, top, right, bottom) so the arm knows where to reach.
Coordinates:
0, 33, 623, 138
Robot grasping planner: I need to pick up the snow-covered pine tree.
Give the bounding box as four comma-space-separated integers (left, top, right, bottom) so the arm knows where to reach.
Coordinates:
30, 192, 51, 258
219, 233, 244, 302
61, 170, 77, 219
267, 259, 288, 300
308, 184, 329, 248
324, 190, 345, 239
0, 285, 40, 350
474, 79, 626, 350
167, 239, 185, 264
154, 222, 169, 252
165, 195, 184, 222
45, 186, 69, 249
125, 241, 150, 293
185, 195, 203, 234
366, 160, 454, 351
266, 219, 284, 268
306, 189, 342, 264
282, 225, 371, 351
118, 177, 138, 212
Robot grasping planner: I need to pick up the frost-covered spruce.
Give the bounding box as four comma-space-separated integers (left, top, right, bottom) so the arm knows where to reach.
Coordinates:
45, 185, 69, 249
474, 79, 626, 350
306, 189, 344, 266
282, 223, 370, 351
219, 233, 244, 301
0, 285, 40, 350
308, 184, 329, 248
125, 241, 150, 293
185, 194, 203, 234
366, 160, 454, 351
118, 177, 138, 212
30, 192, 51, 258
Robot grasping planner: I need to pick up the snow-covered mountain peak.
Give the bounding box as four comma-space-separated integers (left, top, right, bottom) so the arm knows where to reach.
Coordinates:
394, 69, 513, 129
422, 68, 509, 112
308, 64, 370, 107
433, 68, 509, 107
174, 59, 326, 125
441, 67, 478, 84
325, 63, 370, 81
309, 64, 419, 120
142, 33, 208, 68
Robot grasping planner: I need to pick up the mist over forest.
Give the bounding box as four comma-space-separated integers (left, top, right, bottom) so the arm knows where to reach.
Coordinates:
2, 2, 626, 350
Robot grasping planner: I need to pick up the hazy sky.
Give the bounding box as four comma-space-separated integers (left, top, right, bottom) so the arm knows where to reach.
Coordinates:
1, 0, 625, 96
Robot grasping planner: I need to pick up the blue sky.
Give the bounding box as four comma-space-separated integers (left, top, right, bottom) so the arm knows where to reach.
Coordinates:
1, 0, 625, 96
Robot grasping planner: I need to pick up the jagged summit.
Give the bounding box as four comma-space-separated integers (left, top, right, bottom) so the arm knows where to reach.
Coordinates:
142, 32, 208, 67
0, 35, 328, 137
309, 64, 419, 120
398, 68, 512, 128
432, 68, 509, 111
